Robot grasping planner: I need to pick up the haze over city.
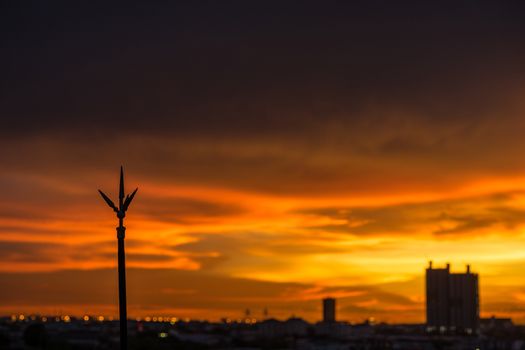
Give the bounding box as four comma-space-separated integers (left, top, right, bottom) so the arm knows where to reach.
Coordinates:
2, 1, 525, 325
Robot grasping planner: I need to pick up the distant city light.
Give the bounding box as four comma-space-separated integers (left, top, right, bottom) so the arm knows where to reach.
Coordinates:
158, 332, 168, 338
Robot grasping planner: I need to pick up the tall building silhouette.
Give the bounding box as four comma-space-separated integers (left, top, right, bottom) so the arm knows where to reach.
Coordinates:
426, 262, 479, 333
322, 297, 336, 323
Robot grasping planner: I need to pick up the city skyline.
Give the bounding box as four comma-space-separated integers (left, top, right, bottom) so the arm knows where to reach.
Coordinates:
2, 1, 525, 324
0, 262, 502, 324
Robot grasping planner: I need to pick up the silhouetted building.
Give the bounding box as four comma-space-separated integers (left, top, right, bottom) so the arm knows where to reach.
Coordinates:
426, 262, 479, 333
322, 297, 336, 323
480, 315, 513, 332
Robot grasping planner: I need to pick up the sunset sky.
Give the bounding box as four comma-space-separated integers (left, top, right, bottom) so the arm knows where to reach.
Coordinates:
2, 1, 525, 323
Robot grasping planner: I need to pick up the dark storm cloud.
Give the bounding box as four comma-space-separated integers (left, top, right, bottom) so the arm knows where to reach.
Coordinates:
1, 2, 524, 197
1, 1, 525, 139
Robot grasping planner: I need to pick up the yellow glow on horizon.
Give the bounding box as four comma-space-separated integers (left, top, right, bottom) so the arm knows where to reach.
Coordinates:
4, 170, 525, 322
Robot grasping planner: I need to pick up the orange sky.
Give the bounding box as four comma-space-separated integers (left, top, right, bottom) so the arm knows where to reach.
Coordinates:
2, 1, 525, 324
3, 153, 525, 323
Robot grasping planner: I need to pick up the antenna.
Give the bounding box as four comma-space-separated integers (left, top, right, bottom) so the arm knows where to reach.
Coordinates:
98, 167, 138, 350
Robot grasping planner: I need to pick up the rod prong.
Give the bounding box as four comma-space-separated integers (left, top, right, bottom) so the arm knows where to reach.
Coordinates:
123, 187, 138, 211
98, 190, 118, 212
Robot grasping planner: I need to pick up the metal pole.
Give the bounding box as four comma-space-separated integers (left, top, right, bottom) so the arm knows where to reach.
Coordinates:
98, 168, 138, 350
117, 223, 127, 350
